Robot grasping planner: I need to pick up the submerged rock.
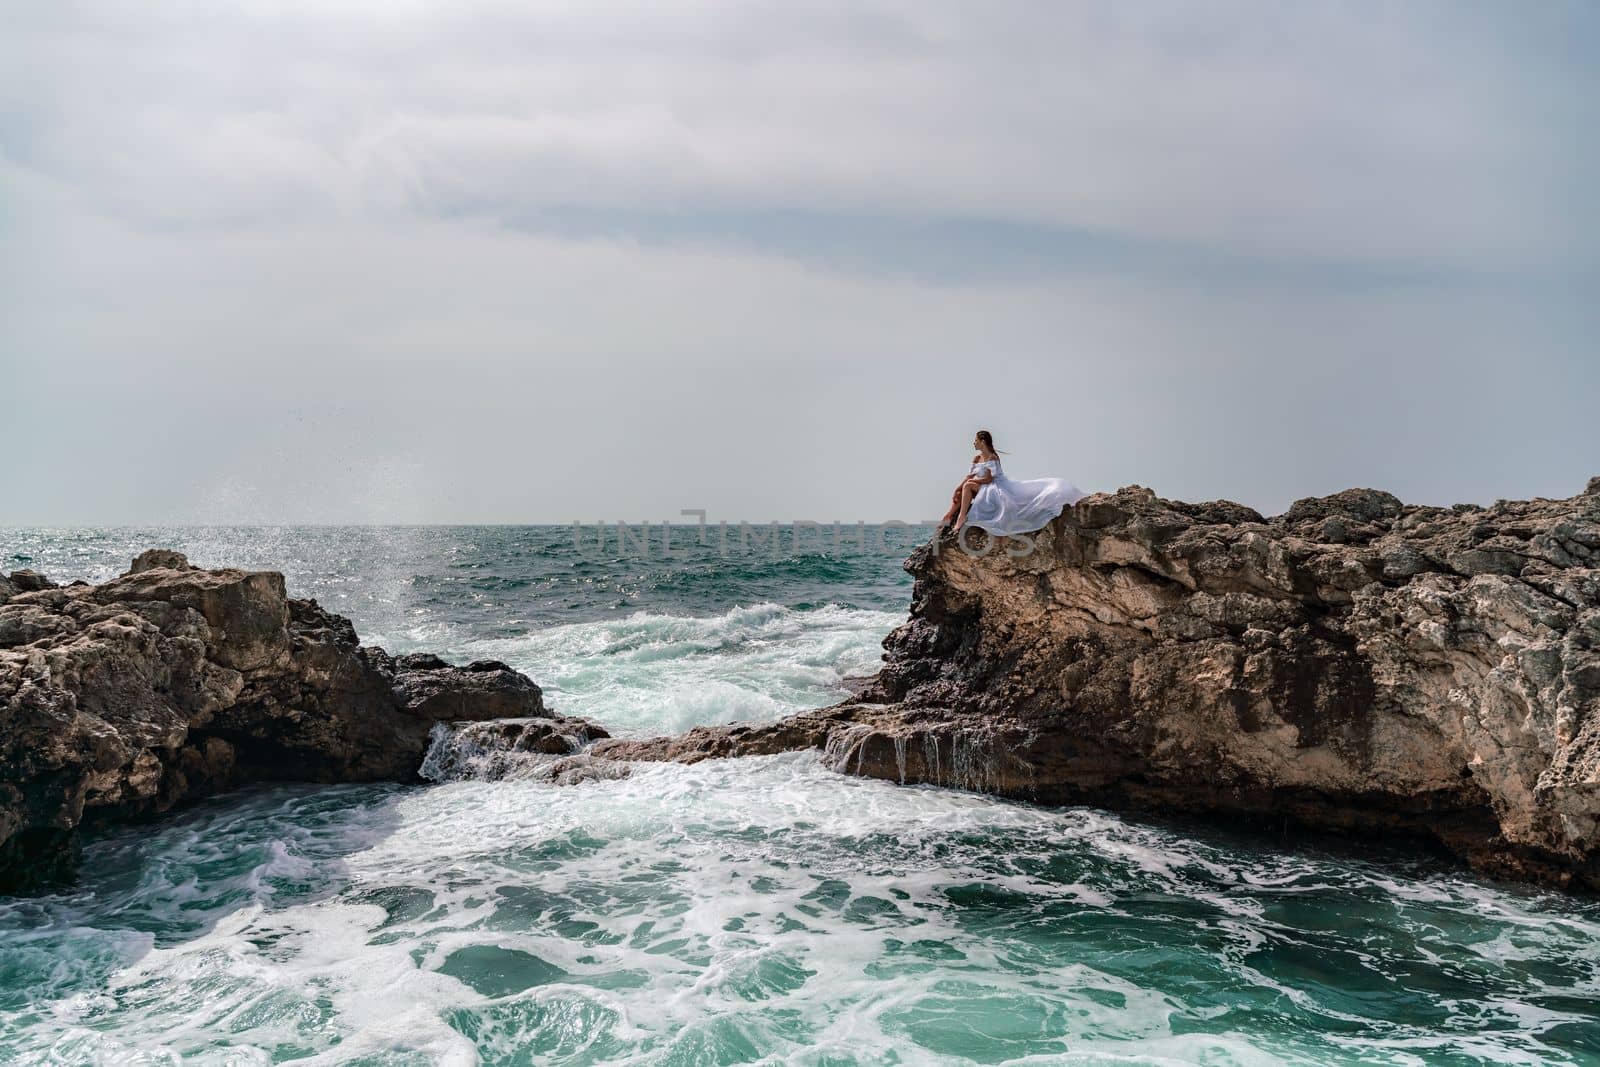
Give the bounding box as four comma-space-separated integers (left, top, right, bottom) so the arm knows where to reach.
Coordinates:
419, 717, 621, 783
0, 551, 557, 892
597, 478, 1600, 890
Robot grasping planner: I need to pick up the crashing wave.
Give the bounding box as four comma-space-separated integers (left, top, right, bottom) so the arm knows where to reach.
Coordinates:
418, 718, 627, 784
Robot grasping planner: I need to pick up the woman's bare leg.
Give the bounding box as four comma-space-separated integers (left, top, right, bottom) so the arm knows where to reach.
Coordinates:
941, 481, 975, 527
940, 486, 962, 526
953, 481, 979, 531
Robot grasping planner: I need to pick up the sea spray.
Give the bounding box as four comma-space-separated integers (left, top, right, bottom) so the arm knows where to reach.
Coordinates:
448, 601, 903, 737
420, 719, 620, 783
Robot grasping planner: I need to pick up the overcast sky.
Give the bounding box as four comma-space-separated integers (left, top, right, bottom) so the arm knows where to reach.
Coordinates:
2, 1, 1595, 524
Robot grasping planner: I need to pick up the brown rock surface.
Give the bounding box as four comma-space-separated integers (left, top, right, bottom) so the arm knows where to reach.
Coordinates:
0, 551, 555, 891
595, 479, 1600, 888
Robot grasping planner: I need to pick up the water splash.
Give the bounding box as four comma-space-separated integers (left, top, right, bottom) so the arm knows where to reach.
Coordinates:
455, 601, 901, 737
419, 720, 620, 784
821, 723, 877, 776
949, 729, 1000, 792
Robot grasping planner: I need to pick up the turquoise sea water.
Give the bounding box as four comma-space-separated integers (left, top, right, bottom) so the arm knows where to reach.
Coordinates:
2, 527, 1598, 1065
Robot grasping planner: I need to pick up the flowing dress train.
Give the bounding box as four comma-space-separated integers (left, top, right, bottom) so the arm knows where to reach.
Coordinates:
964, 459, 1086, 535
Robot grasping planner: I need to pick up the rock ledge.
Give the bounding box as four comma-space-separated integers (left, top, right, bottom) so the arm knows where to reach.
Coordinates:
596, 479, 1600, 889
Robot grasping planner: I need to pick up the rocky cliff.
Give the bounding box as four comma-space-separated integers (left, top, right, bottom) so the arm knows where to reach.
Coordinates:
597, 479, 1600, 889
0, 550, 593, 892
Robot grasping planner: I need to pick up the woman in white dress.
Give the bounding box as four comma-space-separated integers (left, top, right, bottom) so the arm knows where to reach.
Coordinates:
941, 430, 1087, 536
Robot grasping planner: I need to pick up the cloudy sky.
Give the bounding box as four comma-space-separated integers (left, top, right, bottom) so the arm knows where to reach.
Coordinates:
2, 1, 1595, 524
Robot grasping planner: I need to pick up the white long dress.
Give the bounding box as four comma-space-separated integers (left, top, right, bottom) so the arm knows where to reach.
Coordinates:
964, 458, 1086, 536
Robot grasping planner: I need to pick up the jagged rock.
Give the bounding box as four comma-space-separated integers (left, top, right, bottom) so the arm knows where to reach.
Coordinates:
392, 656, 545, 722
420, 717, 619, 783
128, 548, 193, 574
601, 478, 1600, 889
0, 553, 556, 892
7, 570, 54, 593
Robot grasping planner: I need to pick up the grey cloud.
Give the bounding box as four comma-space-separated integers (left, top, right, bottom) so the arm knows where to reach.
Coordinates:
1, 2, 1595, 524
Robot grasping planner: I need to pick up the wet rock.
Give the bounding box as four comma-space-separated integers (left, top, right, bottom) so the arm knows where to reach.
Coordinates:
544, 755, 631, 785
0, 553, 557, 892
421, 718, 617, 783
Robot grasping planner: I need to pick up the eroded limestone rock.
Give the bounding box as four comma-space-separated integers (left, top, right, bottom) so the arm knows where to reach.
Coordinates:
0, 552, 556, 891
599, 478, 1600, 889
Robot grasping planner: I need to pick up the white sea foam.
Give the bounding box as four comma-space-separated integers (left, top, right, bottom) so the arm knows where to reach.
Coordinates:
5, 756, 1598, 1065
396, 602, 902, 737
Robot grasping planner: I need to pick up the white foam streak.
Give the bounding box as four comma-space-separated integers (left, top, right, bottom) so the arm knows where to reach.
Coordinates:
398, 602, 902, 736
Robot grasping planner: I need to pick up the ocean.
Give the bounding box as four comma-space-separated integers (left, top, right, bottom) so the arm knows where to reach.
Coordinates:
1, 526, 1597, 1065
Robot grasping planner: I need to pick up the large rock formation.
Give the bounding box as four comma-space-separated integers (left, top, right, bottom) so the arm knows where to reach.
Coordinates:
0, 550, 590, 892
597, 479, 1600, 888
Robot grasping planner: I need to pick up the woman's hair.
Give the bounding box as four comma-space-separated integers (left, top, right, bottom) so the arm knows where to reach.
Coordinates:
975, 430, 1005, 454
